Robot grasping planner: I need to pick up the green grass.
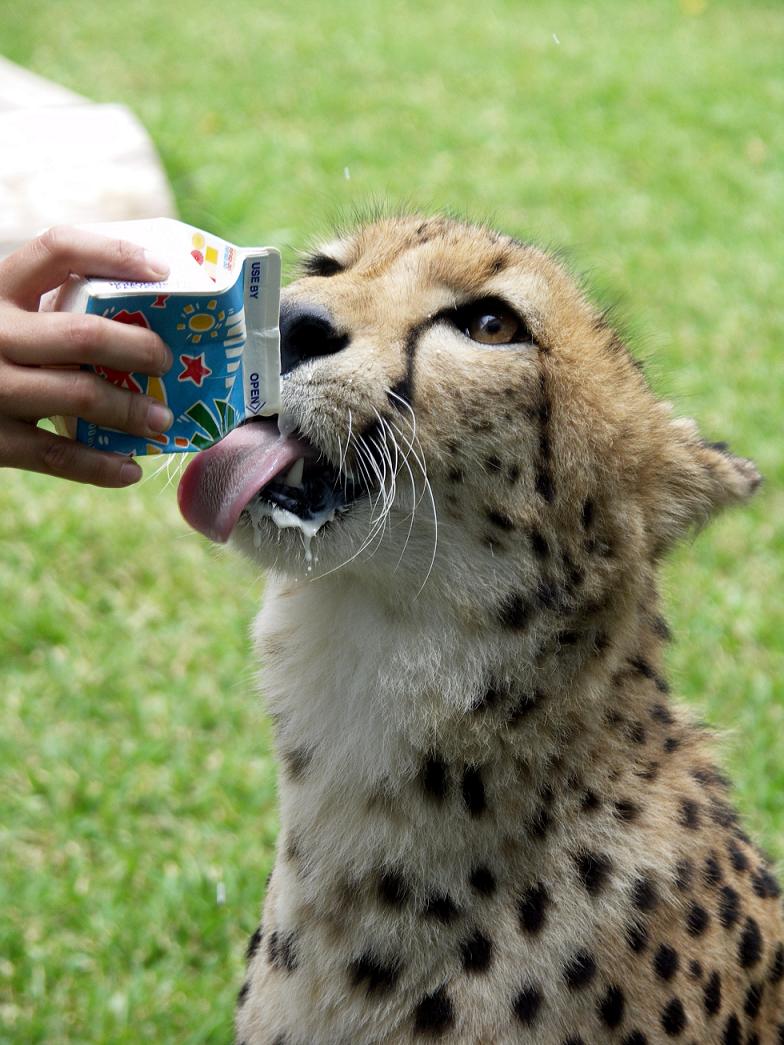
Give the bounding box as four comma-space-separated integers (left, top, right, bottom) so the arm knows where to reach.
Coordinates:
1, 1, 783, 1040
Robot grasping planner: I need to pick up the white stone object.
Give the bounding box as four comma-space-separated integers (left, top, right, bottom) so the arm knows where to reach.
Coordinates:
0, 56, 175, 258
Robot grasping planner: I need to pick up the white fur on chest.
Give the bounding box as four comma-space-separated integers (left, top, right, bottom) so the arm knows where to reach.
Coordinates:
253, 574, 513, 787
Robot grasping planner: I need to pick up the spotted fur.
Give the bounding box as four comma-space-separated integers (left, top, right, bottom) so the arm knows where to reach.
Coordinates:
231, 216, 780, 1044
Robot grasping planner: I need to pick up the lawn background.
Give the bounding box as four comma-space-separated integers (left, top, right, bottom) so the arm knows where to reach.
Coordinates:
1, 1, 782, 1041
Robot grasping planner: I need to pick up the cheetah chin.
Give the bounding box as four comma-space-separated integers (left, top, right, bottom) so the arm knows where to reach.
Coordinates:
178, 216, 782, 1045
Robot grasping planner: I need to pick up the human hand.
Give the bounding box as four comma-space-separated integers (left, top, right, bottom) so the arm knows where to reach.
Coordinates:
0, 226, 174, 487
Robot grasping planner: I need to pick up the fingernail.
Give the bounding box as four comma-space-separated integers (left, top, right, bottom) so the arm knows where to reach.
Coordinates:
120, 461, 142, 486
147, 402, 174, 433
144, 250, 170, 278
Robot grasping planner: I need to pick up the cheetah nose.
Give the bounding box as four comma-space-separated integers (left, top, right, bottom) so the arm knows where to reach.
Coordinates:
279, 301, 349, 375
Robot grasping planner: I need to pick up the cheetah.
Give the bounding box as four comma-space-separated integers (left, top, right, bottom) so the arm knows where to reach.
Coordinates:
178, 215, 783, 1044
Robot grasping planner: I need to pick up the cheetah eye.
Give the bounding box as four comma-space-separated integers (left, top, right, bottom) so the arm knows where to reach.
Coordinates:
301, 253, 345, 278
452, 297, 533, 346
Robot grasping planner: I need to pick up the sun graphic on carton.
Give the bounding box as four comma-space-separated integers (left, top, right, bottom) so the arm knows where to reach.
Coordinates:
176, 299, 230, 344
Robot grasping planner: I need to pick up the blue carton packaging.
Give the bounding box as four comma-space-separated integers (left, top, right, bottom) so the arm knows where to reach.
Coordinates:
51, 218, 281, 455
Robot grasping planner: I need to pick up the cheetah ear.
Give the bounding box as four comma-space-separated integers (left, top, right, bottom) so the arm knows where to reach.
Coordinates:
648, 412, 761, 554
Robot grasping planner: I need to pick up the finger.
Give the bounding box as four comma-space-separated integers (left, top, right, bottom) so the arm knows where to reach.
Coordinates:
1, 310, 173, 374
0, 418, 142, 488
0, 225, 170, 309
3, 367, 174, 438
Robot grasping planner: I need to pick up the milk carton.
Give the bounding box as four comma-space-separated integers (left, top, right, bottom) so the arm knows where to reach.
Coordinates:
52, 218, 281, 455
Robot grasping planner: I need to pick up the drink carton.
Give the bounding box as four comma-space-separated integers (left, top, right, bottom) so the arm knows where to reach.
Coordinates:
51, 218, 281, 455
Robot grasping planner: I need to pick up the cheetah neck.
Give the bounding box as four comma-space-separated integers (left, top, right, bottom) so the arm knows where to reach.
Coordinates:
254, 569, 672, 876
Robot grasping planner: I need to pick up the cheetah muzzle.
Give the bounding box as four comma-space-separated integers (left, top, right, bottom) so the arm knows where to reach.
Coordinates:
178, 216, 782, 1045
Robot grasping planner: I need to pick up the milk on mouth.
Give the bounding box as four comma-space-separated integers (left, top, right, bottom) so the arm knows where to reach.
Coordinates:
244, 456, 336, 564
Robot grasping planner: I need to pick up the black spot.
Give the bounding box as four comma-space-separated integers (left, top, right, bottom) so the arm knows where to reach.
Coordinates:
529, 806, 552, 839
378, 869, 410, 907
558, 634, 581, 655
664, 736, 681, 753
751, 865, 781, 899
237, 980, 250, 1006
581, 789, 601, 813
284, 746, 312, 780
422, 892, 458, 923
718, 885, 741, 929
652, 615, 672, 641
506, 463, 521, 483
563, 554, 585, 589
630, 657, 669, 693
271, 931, 297, 972
349, 952, 401, 994
574, 851, 612, 895
639, 756, 664, 781
675, 857, 694, 891
703, 852, 723, 888
651, 703, 675, 725
722, 1014, 741, 1045
487, 508, 515, 530
563, 950, 597, 990
690, 765, 729, 788
727, 839, 749, 872
709, 798, 740, 829
469, 864, 496, 897
688, 959, 703, 981
686, 902, 710, 936
413, 985, 454, 1036
626, 920, 649, 953
626, 722, 647, 745
738, 916, 763, 968
594, 631, 610, 655
744, 981, 763, 1019
615, 799, 641, 823
622, 1034, 648, 1045
598, 984, 625, 1028
461, 766, 486, 817
471, 682, 503, 713
563, 1038, 586, 1045
245, 926, 262, 963
508, 690, 540, 724
769, 943, 784, 984
581, 498, 595, 529
447, 466, 464, 483
422, 756, 448, 800
631, 874, 659, 912
512, 983, 544, 1025
704, 971, 722, 1016
517, 881, 550, 934
654, 944, 679, 981
530, 529, 550, 558
498, 593, 530, 629
536, 470, 555, 503
460, 930, 493, 973
301, 252, 345, 277
536, 578, 561, 609
484, 453, 502, 473
539, 782, 556, 806
660, 996, 687, 1036
679, 799, 702, 830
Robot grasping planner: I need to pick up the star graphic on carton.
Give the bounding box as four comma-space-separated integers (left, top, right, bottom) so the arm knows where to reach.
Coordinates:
178, 353, 212, 387
94, 365, 143, 394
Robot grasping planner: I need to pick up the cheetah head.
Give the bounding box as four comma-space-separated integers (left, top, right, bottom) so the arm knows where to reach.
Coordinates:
178, 216, 760, 625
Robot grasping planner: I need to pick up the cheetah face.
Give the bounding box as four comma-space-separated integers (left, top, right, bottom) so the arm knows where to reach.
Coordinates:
179, 216, 759, 610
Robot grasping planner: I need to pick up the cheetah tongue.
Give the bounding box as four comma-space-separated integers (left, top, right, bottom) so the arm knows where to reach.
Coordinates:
177, 421, 310, 543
